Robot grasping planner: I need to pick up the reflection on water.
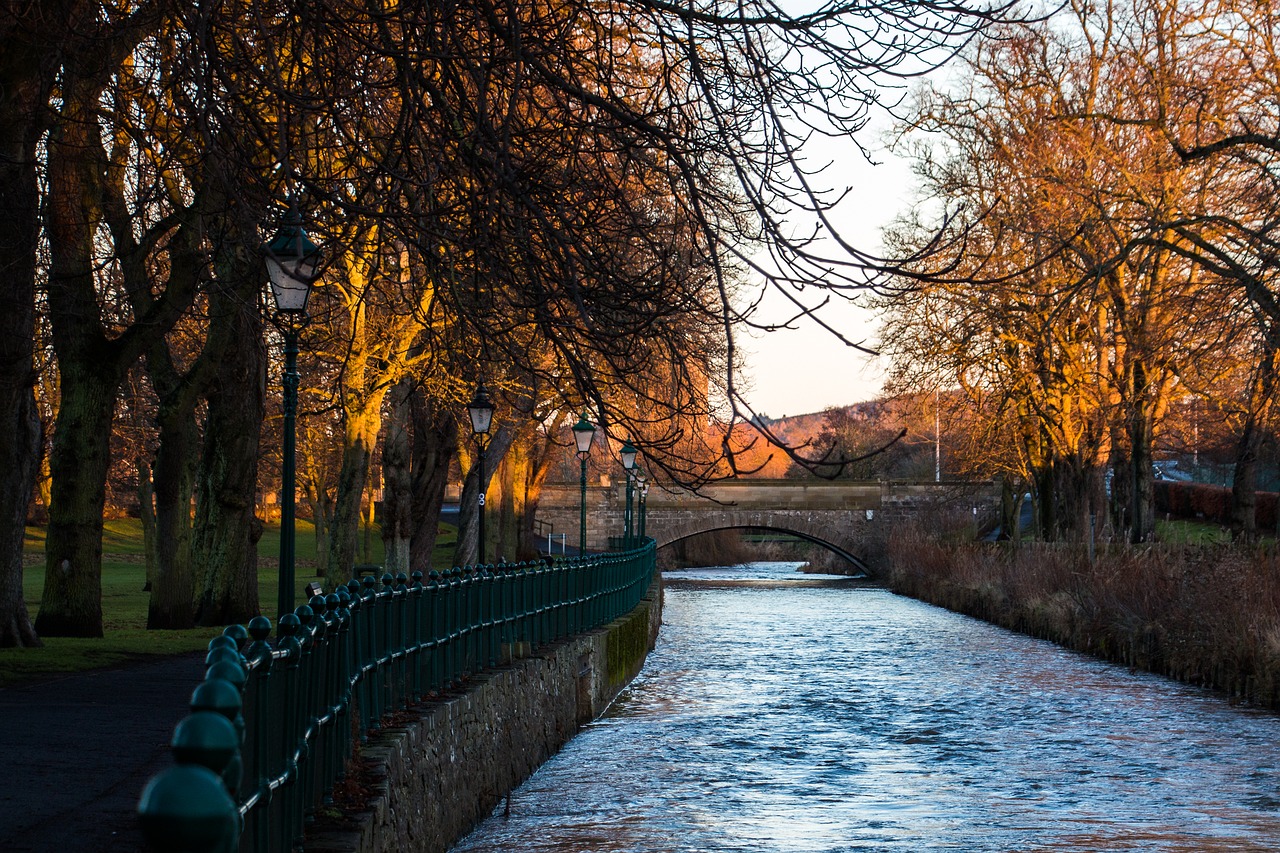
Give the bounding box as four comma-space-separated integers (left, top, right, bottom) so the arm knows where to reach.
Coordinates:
451, 562, 1280, 852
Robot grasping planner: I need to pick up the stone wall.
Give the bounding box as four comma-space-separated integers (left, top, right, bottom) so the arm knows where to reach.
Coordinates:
536, 479, 1000, 554
303, 575, 663, 853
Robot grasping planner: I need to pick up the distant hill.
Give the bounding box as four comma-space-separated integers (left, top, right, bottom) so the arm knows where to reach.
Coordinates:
752, 411, 827, 447
742, 399, 924, 480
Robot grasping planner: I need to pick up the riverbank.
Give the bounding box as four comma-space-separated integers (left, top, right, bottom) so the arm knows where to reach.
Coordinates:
452, 561, 1280, 851
885, 531, 1280, 707
303, 573, 663, 853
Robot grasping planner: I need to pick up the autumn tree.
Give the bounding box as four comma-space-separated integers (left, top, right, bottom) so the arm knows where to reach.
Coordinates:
880, 0, 1237, 543
0, 2, 65, 647
1, 0, 1015, 638
36, 4, 208, 636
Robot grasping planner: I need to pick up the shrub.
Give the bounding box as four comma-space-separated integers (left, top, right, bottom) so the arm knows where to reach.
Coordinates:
885, 528, 1280, 707
1156, 480, 1280, 533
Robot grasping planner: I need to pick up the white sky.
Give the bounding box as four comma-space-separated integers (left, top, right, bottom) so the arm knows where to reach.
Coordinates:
735, 130, 916, 419
725, 0, 978, 419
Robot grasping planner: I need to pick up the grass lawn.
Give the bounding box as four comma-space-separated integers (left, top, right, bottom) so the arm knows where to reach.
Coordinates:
1, 517, 457, 687
1155, 517, 1234, 545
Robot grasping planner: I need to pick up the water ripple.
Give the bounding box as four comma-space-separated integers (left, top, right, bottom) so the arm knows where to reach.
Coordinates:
451, 562, 1280, 852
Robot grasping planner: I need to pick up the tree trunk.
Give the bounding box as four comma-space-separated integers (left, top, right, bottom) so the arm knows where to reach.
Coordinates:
35, 80, 122, 638
1108, 412, 1133, 541
510, 417, 564, 561
409, 394, 457, 573
306, 484, 330, 578
36, 451, 52, 525
1128, 359, 1156, 544
1231, 342, 1277, 541
998, 476, 1018, 542
1032, 460, 1055, 541
36, 361, 120, 637
328, 403, 385, 588
454, 426, 515, 568
138, 458, 157, 592
495, 450, 516, 560
363, 490, 376, 564
0, 385, 41, 648
148, 405, 199, 628
0, 106, 43, 645
381, 378, 413, 576
1231, 426, 1261, 541
193, 370, 265, 625
193, 243, 266, 626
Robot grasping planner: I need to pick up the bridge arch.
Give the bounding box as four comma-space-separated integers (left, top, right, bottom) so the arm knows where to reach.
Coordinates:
533, 479, 998, 573
649, 509, 875, 575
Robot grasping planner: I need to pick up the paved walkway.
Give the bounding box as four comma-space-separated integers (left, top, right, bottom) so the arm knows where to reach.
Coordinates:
0, 652, 205, 852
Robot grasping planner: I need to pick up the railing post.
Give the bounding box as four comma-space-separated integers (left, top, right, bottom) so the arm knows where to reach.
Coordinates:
301, 595, 326, 820
190, 664, 245, 799
496, 562, 512, 663
320, 593, 342, 807
334, 589, 355, 790
244, 616, 276, 853
516, 562, 531, 652
576, 556, 585, 630
360, 575, 377, 733
447, 568, 462, 687
427, 571, 444, 691
542, 559, 555, 643
410, 570, 425, 701
275, 611, 305, 852
461, 566, 476, 675
556, 559, 568, 640
138, 762, 238, 853
395, 571, 409, 708
138, 630, 248, 853
340, 580, 363, 739
481, 565, 495, 667
531, 560, 546, 648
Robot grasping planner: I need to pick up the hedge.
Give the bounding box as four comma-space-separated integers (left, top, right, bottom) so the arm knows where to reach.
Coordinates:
1154, 480, 1277, 530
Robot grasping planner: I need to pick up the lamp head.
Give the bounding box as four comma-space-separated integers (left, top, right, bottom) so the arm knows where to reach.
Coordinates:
572, 412, 596, 457
620, 441, 638, 471
467, 383, 495, 436
263, 199, 322, 316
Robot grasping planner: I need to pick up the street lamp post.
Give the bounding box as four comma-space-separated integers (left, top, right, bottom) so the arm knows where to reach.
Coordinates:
636, 466, 648, 541
572, 413, 597, 554
262, 199, 323, 619
467, 383, 495, 566
620, 441, 638, 544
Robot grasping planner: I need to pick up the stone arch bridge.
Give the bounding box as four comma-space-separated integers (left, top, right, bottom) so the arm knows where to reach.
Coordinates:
536, 479, 999, 574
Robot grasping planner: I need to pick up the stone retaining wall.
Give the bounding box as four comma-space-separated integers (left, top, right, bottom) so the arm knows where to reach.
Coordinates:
303, 575, 663, 853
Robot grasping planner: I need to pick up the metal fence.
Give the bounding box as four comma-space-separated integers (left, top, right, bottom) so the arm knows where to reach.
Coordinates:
137, 540, 657, 853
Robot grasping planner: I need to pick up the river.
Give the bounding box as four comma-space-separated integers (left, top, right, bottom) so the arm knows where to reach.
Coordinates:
450, 562, 1280, 851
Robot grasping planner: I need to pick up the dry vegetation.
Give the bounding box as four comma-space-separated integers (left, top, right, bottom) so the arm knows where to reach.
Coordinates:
886, 527, 1280, 707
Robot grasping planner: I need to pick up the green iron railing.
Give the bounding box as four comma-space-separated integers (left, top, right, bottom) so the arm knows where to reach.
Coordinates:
137, 540, 657, 853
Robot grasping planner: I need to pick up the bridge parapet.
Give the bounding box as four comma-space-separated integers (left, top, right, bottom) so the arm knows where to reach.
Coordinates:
536, 479, 999, 557
644, 480, 882, 510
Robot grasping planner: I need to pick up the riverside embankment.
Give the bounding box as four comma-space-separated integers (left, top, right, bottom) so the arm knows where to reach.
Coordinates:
303, 573, 662, 853
885, 534, 1280, 707
450, 562, 1280, 852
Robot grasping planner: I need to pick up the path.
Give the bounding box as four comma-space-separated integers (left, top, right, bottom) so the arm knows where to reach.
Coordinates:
0, 652, 204, 852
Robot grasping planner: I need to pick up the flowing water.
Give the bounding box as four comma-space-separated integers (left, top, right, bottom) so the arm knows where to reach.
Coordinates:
450, 562, 1280, 851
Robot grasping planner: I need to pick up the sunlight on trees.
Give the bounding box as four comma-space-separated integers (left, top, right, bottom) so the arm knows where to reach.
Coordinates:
879, 0, 1280, 544
0, 0, 1013, 639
